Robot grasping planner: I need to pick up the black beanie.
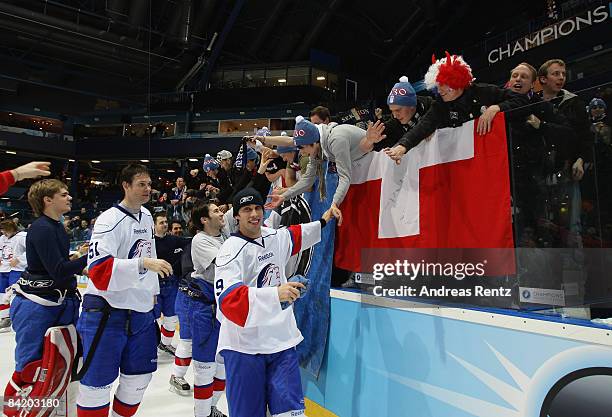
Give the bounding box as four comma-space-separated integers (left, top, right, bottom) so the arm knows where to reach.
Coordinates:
233, 187, 264, 216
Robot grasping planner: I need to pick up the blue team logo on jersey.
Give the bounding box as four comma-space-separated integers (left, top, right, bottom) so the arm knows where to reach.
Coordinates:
1, 244, 12, 261
128, 239, 152, 276
257, 263, 281, 288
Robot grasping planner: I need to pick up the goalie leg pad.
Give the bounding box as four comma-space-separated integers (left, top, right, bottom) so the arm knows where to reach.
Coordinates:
6, 325, 78, 417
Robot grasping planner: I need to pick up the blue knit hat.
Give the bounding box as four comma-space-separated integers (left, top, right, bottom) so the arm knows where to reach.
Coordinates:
589, 97, 607, 110
387, 76, 416, 107
292, 115, 320, 147
202, 154, 220, 172
246, 147, 258, 161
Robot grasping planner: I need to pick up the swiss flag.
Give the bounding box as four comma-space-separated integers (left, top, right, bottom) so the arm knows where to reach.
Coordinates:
334, 114, 514, 272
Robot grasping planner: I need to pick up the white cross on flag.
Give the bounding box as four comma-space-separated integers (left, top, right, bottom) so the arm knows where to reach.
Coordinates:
334, 114, 515, 272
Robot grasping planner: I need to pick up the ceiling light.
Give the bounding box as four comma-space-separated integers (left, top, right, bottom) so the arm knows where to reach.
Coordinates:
167, 169, 175, 173
68, 159, 75, 162
188, 158, 198, 162
0, 197, 8, 200
278, 79, 286, 83
91, 160, 100, 163
5, 151, 16, 154
65, 177, 71, 180
140, 159, 149, 163
316, 76, 326, 81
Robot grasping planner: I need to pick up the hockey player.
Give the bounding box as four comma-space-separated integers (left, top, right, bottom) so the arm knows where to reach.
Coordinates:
185, 201, 228, 417
76, 164, 172, 417
3, 179, 88, 417
0, 219, 27, 329
153, 211, 191, 355
0, 221, 12, 328
214, 187, 336, 417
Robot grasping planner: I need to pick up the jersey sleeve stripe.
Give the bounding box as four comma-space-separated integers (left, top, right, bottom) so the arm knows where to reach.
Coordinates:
218, 282, 250, 327
288, 224, 303, 256
88, 255, 114, 291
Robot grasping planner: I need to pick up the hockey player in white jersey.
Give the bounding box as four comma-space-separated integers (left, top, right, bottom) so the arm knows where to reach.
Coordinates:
183, 201, 228, 417
0, 219, 27, 329
214, 187, 337, 417
76, 164, 172, 417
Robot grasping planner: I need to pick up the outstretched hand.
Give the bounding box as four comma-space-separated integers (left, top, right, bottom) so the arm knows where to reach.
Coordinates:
12, 161, 51, 182
366, 120, 387, 145
265, 193, 285, 209
384, 145, 407, 165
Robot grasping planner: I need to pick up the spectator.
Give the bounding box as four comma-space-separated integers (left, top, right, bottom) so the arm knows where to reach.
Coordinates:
262, 115, 387, 224
0, 162, 51, 196
310, 106, 331, 125
362, 76, 434, 152
73, 219, 92, 242
231, 147, 263, 198
385, 52, 529, 163
169, 177, 188, 221
589, 98, 610, 145
202, 155, 233, 206
170, 220, 184, 237
63, 218, 73, 236
79, 207, 90, 223
536, 58, 591, 181
505, 62, 548, 246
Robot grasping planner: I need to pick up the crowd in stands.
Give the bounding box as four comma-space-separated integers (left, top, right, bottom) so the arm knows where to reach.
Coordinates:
2, 55, 611, 252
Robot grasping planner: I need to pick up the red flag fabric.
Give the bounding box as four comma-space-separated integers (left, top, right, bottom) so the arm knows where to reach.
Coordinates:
334, 114, 514, 272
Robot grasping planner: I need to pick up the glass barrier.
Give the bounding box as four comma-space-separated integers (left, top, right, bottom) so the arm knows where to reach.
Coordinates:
349, 81, 612, 322
507, 82, 612, 320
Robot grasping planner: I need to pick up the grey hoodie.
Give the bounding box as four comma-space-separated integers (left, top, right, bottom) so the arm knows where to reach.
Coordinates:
283, 123, 368, 205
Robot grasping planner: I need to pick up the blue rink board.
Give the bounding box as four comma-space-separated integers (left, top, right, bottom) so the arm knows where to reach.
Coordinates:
301, 292, 612, 417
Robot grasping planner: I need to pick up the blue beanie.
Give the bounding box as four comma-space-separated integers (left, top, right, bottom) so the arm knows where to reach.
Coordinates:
387, 76, 417, 107
589, 97, 607, 110
202, 154, 220, 172
292, 116, 320, 147
246, 147, 258, 161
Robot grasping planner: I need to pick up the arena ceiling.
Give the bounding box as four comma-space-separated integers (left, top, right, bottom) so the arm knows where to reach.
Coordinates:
0, 0, 542, 103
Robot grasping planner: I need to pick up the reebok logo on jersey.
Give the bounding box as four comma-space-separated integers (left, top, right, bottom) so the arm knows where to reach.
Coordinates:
17, 277, 54, 288
257, 252, 273, 262
174, 248, 183, 254
133, 228, 148, 234
239, 195, 253, 204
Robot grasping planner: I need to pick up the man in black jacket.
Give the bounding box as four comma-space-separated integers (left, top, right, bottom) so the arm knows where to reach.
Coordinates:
361, 76, 434, 153
385, 52, 529, 163
536, 59, 591, 181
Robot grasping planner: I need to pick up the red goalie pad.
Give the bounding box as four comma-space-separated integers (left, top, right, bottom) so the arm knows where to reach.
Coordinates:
12, 325, 78, 417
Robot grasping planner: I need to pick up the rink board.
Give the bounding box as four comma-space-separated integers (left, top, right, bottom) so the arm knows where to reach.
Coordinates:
302, 289, 612, 417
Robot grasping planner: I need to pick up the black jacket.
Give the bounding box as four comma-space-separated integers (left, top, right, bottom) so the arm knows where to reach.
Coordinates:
397, 83, 529, 152
374, 96, 434, 151
536, 89, 592, 163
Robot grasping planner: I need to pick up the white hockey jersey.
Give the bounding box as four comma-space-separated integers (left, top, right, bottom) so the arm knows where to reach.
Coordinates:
214, 222, 322, 354
191, 231, 226, 285
85, 205, 159, 312
7, 231, 27, 272
0, 234, 10, 273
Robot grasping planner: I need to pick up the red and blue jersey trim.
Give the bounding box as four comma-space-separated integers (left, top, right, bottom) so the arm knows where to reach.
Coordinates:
287, 224, 303, 256
218, 282, 250, 327
88, 255, 114, 291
